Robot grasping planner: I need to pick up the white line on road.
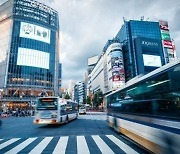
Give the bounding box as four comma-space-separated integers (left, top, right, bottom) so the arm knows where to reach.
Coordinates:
5, 138, 37, 154
106, 135, 139, 154
77, 136, 90, 154
28, 137, 53, 154
92, 135, 114, 154
0, 138, 20, 150
52, 136, 69, 154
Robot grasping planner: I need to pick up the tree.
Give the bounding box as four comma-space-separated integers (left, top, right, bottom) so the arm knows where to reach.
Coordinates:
86, 96, 91, 105
64, 93, 70, 99
92, 90, 103, 109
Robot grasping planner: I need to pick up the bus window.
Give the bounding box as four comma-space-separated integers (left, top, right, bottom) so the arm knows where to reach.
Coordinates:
37, 98, 58, 110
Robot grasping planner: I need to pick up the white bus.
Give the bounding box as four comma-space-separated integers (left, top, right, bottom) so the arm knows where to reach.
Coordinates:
34, 97, 78, 124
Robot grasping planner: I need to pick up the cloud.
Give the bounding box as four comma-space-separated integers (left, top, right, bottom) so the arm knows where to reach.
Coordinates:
37, 0, 180, 88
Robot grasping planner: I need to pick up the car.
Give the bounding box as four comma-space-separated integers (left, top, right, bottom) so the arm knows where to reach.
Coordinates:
79, 107, 86, 114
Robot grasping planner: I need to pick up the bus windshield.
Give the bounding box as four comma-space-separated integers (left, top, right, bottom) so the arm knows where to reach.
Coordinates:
37, 98, 58, 110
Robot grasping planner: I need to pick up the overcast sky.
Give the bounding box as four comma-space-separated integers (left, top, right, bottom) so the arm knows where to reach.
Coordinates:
2, 0, 180, 88
49, 0, 180, 89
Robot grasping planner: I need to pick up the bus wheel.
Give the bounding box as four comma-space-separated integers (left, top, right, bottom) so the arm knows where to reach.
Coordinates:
65, 116, 69, 123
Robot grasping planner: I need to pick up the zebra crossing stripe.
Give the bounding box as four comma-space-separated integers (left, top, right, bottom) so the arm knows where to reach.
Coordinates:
5, 138, 37, 154
92, 135, 115, 154
106, 135, 139, 154
0, 138, 20, 150
77, 136, 90, 154
52, 136, 69, 154
28, 137, 53, 154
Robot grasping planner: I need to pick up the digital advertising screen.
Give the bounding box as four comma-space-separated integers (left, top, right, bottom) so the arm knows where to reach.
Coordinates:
143, 54, 162, 67
17, 47, 50, 69
20, 22, 51, 44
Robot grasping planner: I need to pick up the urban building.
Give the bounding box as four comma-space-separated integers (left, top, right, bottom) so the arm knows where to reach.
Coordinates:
72, 84, 79, 103
0, 0, 60, 110
88, 19, 175, 96
72, 81, 86, 104
88, 54, 104, 94
78, 81, 86, 104
115, 20, 166, 82
87, 56, 98, 75
58, 63, 62, 95
67, 80, 75, 98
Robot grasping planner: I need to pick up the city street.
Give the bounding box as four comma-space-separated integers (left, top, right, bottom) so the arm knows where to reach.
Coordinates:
0, 113, 149, 153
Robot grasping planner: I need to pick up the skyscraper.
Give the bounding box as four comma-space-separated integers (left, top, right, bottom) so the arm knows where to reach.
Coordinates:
116, 20, 165, 82
0, 0, 60, 109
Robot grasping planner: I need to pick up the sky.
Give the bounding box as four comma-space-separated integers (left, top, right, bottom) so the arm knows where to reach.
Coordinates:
1, 0, 180, 88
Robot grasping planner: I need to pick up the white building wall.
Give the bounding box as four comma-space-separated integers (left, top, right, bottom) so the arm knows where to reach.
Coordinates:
89, 56, 104, 93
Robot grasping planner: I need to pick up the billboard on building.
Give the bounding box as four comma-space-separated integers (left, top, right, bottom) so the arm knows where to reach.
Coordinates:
20, 22, 51, 44
110, 51, 125, 82
159, 20, 169, 31
17, 47, 49, 69
159, 20, 176, 62
143, 54, 162, 67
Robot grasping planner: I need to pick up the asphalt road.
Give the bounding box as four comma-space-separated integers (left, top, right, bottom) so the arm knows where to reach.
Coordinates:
0, 113, 149, 153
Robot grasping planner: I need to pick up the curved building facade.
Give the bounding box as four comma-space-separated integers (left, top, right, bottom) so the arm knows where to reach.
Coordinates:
0, 0, 59, 110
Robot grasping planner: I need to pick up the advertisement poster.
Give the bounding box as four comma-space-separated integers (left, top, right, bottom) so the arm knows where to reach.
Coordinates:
20, 22, 51, 44
110, 51, 125, 82
163, 40, 173, 48
159, 20, 169, 31
161, 31, 171, 41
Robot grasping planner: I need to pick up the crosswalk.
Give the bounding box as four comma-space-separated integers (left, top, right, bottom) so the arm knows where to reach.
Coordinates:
0, 135, 140, 154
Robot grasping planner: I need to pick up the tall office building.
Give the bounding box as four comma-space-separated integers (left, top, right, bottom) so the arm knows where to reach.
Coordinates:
72, 81, 86, 104
67, 80, 75, 98
116, 20, 165, 82
0, 0, 60, 109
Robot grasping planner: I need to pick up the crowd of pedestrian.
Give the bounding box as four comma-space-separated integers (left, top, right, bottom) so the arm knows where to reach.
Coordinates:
1, 108, 35, 118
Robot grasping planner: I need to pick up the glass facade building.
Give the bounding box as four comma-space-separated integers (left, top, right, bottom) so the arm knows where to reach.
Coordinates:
115, 20, 165, 82
0, 0, 59, 109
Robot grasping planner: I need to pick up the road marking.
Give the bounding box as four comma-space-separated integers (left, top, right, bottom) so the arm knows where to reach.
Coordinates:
106, 135, 139, 154
0, 138, 20, 150
28, 137, 53, 154
77, 136, 90, 154
92, 135, 114, 154
5, 138, 37, 154
52, 136, 68, 154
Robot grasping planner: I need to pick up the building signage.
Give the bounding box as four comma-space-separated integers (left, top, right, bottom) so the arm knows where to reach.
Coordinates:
163, 40, 172, 48
161, 32, 171, 41
141, 41, 158, 47
159, 20, 169, 31
20, 22, 51, 44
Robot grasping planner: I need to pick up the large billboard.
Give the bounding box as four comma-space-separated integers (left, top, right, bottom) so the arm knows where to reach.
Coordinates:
17, 47, 49, 69
110, 51, 125, 82
143, 54, 162, 67
20, 22, 51, 44
159, 20, 176, 62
